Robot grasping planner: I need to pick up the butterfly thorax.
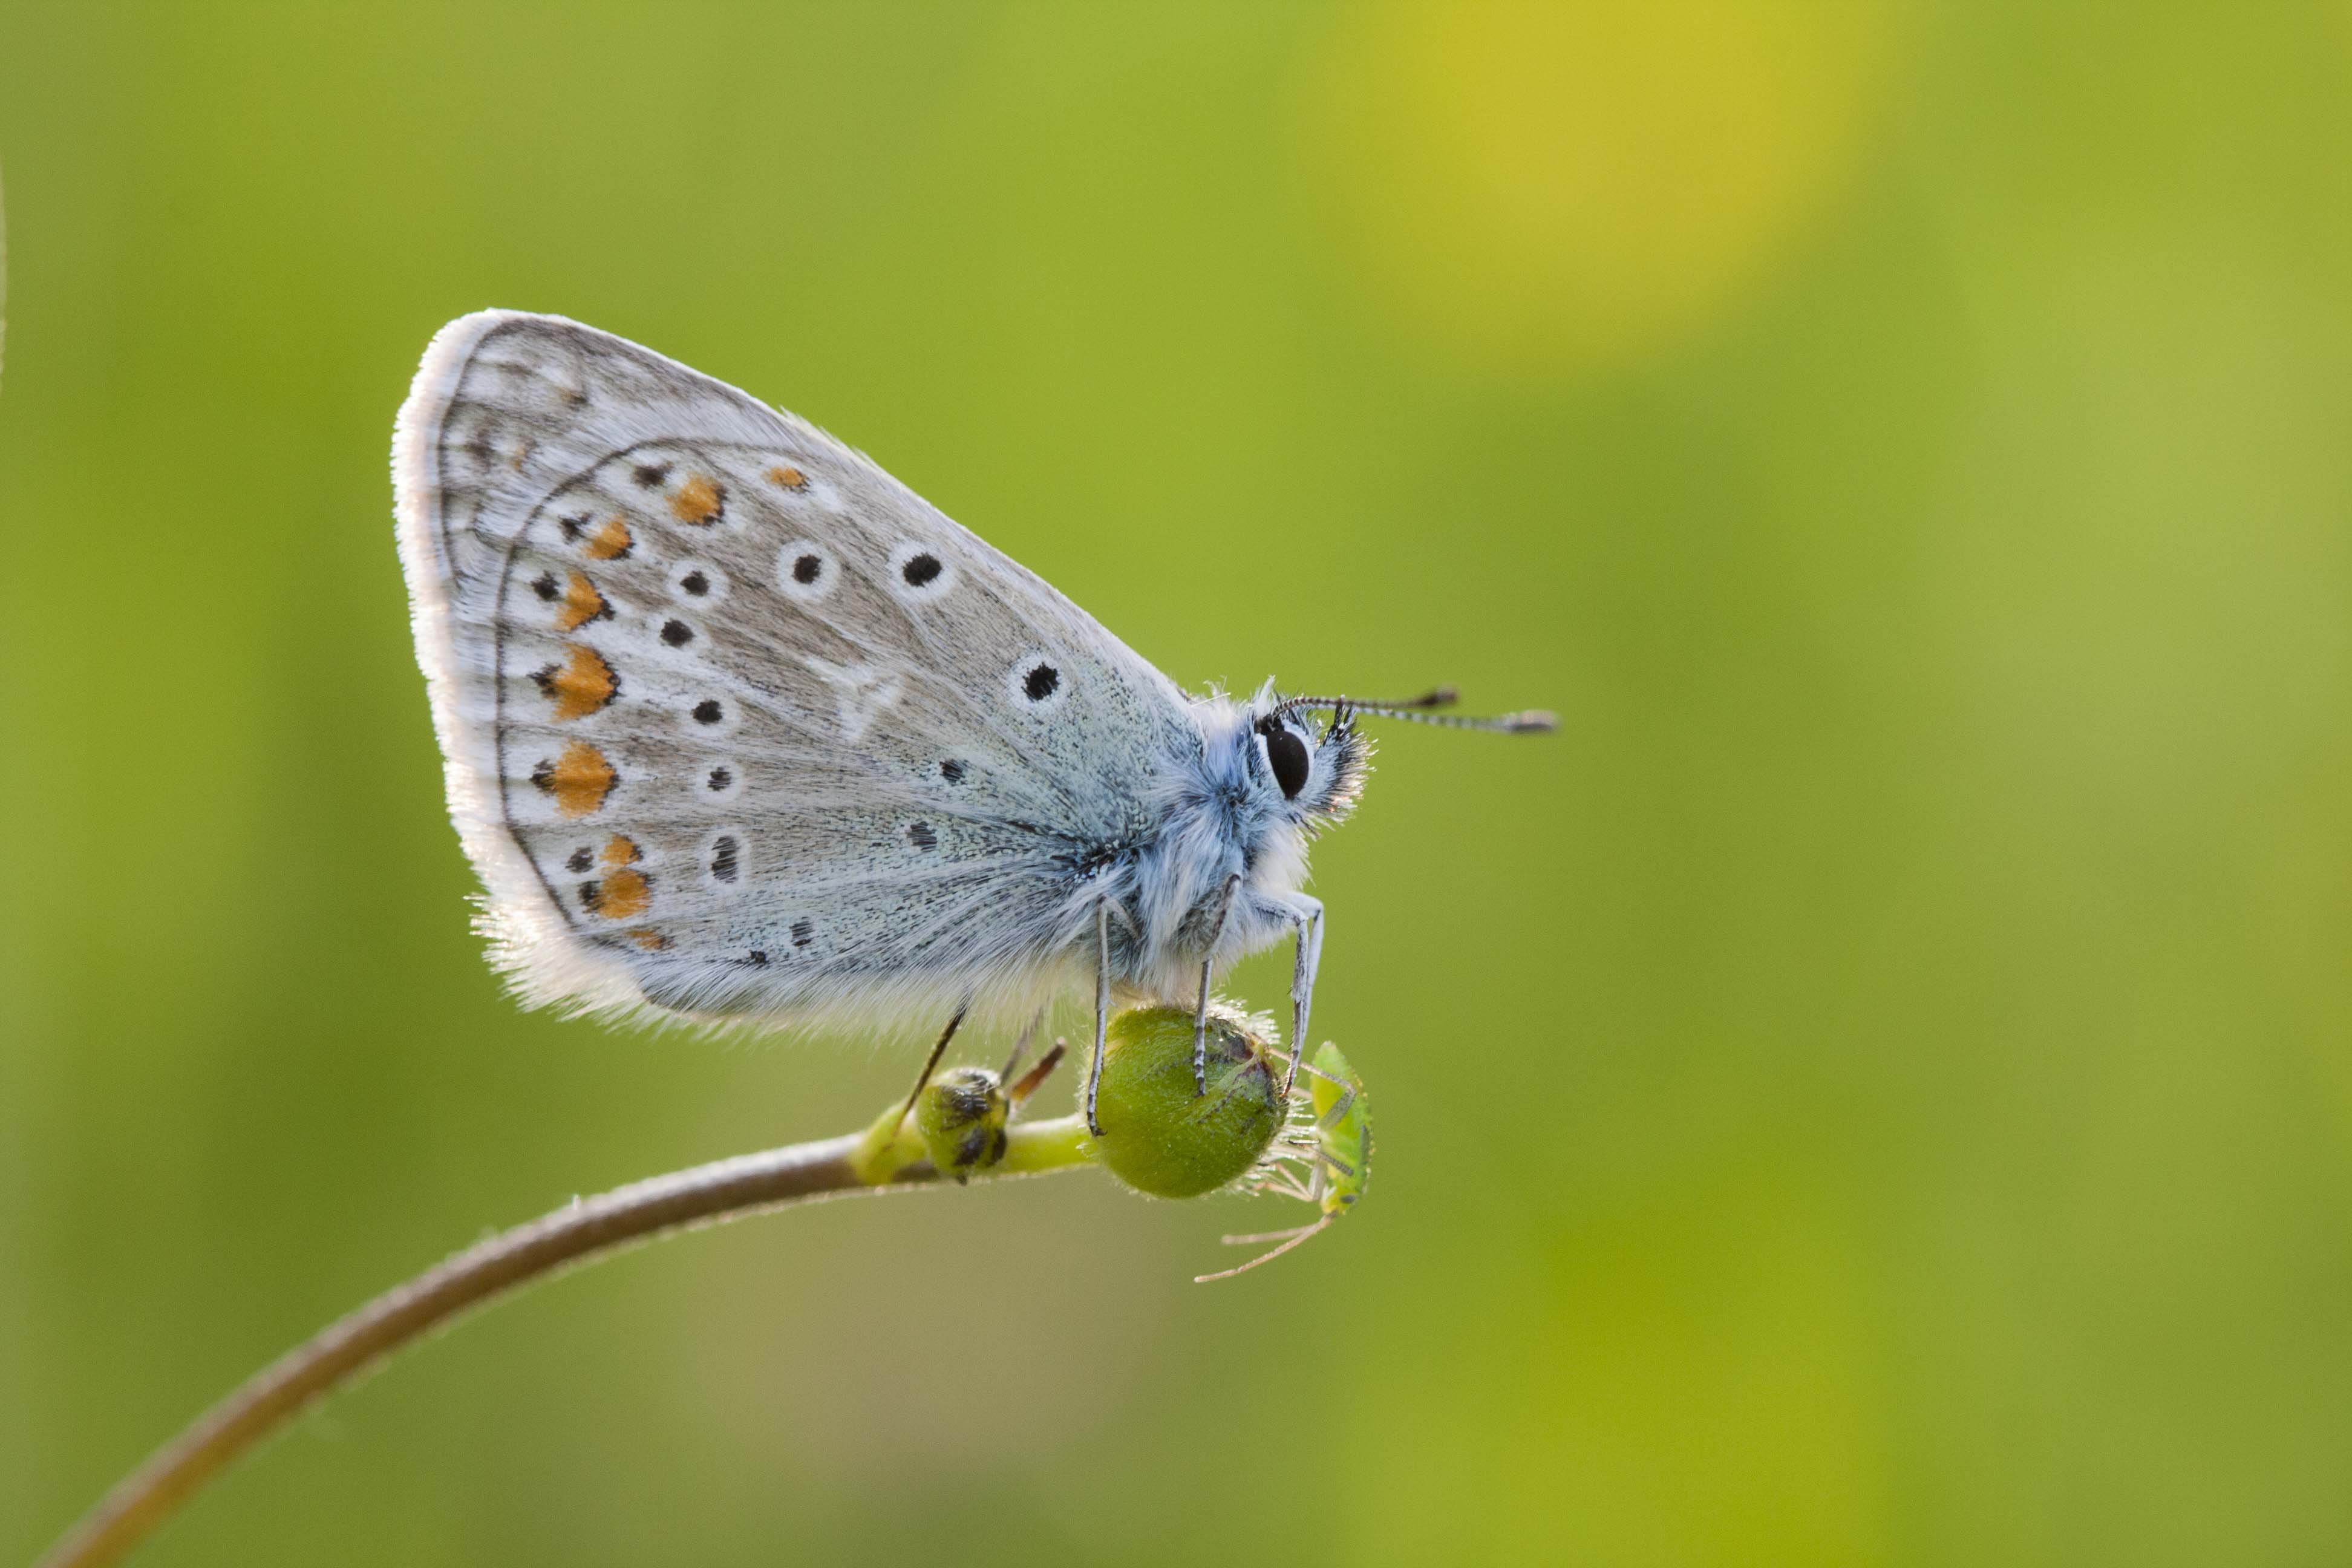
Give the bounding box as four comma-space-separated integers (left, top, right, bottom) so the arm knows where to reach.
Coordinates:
1100, 690, 1366, 1002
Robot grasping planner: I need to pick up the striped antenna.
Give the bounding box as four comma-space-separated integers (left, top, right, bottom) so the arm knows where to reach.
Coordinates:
1275, 685, 1557, 734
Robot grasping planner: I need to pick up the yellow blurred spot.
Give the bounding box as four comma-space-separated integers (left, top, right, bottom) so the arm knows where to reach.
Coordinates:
555, 571, 607, 632
669, 474, 724, 525
1310, 0, 1890, 369
536, 742, 616, 819
593, 866, 652, 920
584, 516, 632, 560
537, 645, 618, 721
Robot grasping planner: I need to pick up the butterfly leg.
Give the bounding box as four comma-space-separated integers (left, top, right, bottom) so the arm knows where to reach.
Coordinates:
893, 1004, 970, 1129
1085, 895, 1111, 1137
999, 1009, 1046, 1083
1284, 897, 1324, 1098
1192, 872, 1244, 1097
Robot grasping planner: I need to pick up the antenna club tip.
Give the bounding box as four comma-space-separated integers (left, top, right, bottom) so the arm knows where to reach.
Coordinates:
1506, 710, 1561, 733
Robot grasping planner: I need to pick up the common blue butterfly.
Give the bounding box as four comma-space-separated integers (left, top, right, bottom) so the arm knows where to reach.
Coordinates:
393, 313, 1551, 1128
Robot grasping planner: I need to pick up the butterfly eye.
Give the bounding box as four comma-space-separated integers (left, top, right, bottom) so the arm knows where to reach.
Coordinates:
1261, 720, 1311, 800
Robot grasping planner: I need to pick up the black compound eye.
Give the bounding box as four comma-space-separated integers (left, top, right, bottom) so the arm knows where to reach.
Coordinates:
1261, 720, 1311, 800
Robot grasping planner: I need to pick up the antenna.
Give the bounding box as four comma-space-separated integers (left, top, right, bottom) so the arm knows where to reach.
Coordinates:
1274, 685, 1557, 734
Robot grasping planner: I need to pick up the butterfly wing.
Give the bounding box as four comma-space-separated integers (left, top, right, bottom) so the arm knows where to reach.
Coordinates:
394, 311, 1195, 1032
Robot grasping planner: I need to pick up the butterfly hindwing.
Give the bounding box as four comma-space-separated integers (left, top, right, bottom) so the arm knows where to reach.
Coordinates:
395, 312, 1192, 1030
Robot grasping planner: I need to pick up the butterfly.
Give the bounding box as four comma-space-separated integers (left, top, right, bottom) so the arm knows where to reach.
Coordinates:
392, 312, 1552, 1129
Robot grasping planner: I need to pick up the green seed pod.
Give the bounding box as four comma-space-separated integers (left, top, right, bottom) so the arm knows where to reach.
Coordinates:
1089, 1004, 1287, 1199
916, 1065, 1011, 1184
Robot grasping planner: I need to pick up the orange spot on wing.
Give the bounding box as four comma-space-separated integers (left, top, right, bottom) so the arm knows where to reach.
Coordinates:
670, 474, 725, 525
585, 517, 633, 560
534, 645, 618, 720
627, 927, 670, 950
555, 572, 609, 631
599, 834, 641, 866
534, 742, 617, 818
595, 866, 652, 920
766, 465, 808, 491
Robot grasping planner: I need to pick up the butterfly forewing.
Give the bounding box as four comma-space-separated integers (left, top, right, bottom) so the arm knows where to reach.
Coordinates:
396, 312, 1190, 1029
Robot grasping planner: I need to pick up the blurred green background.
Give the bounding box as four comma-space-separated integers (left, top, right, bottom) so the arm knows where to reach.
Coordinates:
4, 3, 2350, 1564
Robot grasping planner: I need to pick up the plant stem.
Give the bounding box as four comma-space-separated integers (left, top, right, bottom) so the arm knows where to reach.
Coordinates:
36, 1114, 1096, 1568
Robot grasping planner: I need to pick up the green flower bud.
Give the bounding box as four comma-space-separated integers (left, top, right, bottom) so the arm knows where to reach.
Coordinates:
916, 1065, 1010, 1184
1089, 1004, 1287, 1199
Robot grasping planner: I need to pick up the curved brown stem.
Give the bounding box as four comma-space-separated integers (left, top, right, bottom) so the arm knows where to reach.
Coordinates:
36, 1122, 1088, 1568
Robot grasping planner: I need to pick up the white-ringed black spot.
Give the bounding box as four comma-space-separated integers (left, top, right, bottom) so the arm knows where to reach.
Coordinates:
566, 847, 593, 874
532, 573, 560, 602
706, 765, 733, 792
661, 619, 694, 648
777, 541, 838, 603
939, 759, 966, 784
578, 880, 604, 913
1006, 653, 1071, 713
558, 514, 589, 541
907, 821, 938, 851
710, 835, 739, 883
886, 541, 958, 602
633, 461, 671, 488
692, 699, 724, 725
679, 570, 710, 596
791, 918, 815, 947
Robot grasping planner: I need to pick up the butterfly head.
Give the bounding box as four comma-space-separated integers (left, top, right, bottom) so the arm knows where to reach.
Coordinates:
1244, 694, 1371, 829
1243, 683, 1557, 829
